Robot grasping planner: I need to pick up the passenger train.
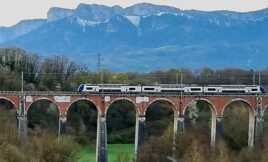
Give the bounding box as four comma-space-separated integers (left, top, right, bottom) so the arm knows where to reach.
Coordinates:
78, 84, 265, 94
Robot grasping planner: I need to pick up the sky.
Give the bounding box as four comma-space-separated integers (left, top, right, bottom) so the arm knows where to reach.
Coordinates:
1, 0, 268, 27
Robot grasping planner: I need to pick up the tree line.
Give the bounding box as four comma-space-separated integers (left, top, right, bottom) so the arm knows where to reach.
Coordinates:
0, 48, 267, 91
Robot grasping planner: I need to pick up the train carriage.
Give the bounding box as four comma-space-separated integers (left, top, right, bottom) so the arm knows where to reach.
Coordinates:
78, 84, 264, 94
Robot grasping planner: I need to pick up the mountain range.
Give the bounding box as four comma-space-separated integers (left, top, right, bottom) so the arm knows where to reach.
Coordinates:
0, 3, 268, 71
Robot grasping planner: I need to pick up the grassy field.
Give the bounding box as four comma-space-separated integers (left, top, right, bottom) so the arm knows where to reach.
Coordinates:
77, 144, 134, 162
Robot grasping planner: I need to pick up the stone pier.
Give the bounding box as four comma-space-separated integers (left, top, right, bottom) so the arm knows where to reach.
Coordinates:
18, 95, 27, 140
135, 115, 146, 161
96, 115, 108, 162
58, 116, 67, 136
254, 96, 264, 148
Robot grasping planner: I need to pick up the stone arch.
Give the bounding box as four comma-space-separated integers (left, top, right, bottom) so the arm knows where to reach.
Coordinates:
26, 97, 60, 115
105, 96, 137, 159
183, 98, 217, 147
0, 97, 17, 110
182, 98, 217, 116
66, 98, 101, 116
26, 97, 61, 133
144, 98, 177, 116
221, 98, 254, 117
105, 97, 138, 115
144, 98, 176, 140
65, 97, 99, 139
221, 98, 255, 148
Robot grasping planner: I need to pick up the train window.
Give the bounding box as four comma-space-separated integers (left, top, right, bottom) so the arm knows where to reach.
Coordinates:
191, 88, 201, 91
144, 88, 155, 91
251, 89, 258, 91
162, 90, 183, 93
222, 90, 245, 93
86, 87, 93, 90
100, 89, 121, 92
129, 88, 136, 90
208, 88, 216, 91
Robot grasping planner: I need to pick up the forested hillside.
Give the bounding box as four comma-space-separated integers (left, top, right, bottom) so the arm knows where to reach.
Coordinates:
0, 48, 267, 92
1, 48, 268, 162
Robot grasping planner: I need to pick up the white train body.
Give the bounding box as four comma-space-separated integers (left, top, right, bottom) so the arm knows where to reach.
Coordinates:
78, 84, 264, 94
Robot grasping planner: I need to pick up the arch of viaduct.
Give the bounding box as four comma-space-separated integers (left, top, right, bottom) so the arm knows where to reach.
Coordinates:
1, 93, 268, 162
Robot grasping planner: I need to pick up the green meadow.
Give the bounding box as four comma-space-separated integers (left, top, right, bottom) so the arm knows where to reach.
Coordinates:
78, 144, 134, 162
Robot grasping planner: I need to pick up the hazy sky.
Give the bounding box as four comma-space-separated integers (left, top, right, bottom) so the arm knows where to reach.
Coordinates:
1, 0, 268, 26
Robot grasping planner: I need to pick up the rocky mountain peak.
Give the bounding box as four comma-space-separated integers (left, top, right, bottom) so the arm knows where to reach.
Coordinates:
1, 3, 268, 71
74, 3, 122, 22
125, 3, 180, 16
47, 7, 74, 22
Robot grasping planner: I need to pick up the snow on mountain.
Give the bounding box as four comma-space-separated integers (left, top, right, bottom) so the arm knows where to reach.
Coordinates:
1, 3, 268, 71
125, 16, 141, 27
75, 17, 104, 27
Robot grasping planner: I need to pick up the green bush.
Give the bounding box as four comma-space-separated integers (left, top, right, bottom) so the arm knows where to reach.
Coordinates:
0, 110, 80, 162
0, 143, 26, 162
73, 135, 90, 146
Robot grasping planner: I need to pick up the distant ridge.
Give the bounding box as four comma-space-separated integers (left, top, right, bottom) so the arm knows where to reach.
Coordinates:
0, 3, 268, 71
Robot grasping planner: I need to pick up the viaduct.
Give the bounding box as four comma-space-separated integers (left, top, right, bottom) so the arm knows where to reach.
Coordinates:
0, 91, 267, 162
